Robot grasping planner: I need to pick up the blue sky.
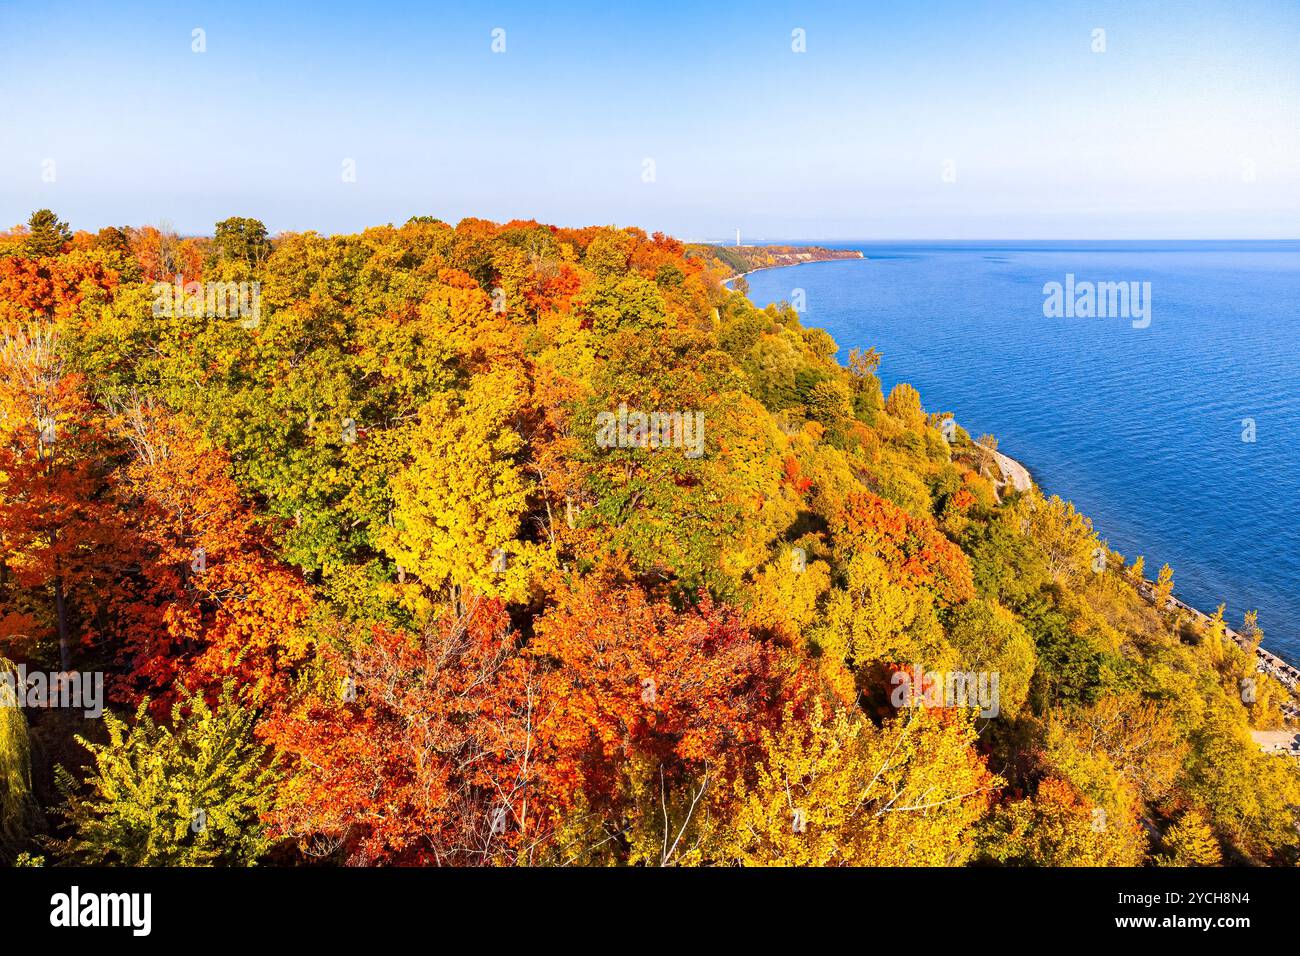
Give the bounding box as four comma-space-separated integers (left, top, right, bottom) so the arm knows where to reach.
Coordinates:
1, 0, 1297, 239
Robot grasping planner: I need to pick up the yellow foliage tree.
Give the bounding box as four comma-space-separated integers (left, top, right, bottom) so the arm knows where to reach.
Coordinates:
812, 551, 949, 671
1014, 490, 1100, 584
1156, 809, 1222, 866
380, 367, 539, 612
745, 545, 832, 642
1153, 563, 1175, 607
721, 702, 998, 866
980, 777, 1127, 866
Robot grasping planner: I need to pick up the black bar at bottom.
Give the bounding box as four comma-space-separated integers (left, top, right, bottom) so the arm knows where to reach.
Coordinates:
0, 865, 1287, 944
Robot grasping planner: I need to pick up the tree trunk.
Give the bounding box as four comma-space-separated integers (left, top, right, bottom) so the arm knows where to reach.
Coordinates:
54, 575, 71, 671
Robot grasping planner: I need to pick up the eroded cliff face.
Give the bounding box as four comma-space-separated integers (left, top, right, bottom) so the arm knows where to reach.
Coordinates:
970, 441, 1033, 498
992, 449, 1033, 494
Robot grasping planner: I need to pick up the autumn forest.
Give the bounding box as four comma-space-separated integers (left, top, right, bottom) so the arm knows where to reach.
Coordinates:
1, 210, 1298, 868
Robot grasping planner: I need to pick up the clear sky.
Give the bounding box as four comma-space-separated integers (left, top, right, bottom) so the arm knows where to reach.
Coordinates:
1, 0, 1297, 240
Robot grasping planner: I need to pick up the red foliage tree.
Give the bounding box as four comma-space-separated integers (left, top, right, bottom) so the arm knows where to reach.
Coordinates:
838, 491, 975, 606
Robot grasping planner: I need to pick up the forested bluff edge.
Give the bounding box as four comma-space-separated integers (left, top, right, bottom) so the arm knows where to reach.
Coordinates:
0, 210, 1297, 868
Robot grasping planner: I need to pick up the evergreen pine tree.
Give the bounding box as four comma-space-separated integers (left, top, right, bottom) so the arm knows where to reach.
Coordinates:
24, 209, 72, 257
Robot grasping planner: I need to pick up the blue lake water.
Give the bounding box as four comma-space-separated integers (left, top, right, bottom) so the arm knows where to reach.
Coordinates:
743, 241, 1300, 665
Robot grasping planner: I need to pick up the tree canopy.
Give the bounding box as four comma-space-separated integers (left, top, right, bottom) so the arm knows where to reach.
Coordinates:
0, 211, 1295, 867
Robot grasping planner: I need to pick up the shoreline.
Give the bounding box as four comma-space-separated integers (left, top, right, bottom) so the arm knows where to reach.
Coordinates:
720, 250, 866, 288
1138, 580, 1300, 718
729, 258, 1300, 715
986, 439, 1299, 714
1001, 442, 1299, 686
992, 441, 1300, 720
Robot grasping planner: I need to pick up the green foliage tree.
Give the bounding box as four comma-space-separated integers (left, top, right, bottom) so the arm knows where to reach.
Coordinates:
582, 232, 631, 277
945, 598, 1036, 718
806, 378, 853, 430
213, 216, 271, 267
56, 682, 279, 866
589, 273, 667, 336
24, 209, 72, 258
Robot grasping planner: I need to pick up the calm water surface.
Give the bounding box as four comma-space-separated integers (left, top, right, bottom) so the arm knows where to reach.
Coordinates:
744, 241, 1300, 663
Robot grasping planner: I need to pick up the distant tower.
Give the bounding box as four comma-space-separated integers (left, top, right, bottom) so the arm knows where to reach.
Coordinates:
735, 227, 741, 247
